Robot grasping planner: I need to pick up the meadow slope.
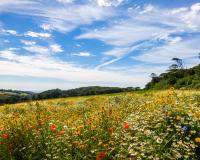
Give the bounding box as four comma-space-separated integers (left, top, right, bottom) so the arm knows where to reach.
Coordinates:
0, 89, 200, 159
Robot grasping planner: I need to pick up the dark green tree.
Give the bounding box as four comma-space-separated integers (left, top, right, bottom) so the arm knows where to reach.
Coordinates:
171, 57, 183, 69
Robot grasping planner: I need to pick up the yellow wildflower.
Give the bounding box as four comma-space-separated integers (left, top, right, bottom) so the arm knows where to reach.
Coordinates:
195, 137, 200, 143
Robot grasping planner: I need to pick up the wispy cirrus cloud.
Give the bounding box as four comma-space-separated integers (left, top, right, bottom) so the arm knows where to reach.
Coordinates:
77, 21, 168, 47
56, 0, 74, 4
23, 45, 49, 55
0, 49, 145, 89
72, 52, 93, 57
0, 0, 36, 7
0, 28, 18, 36
0, 0, 116, 33
94, 0, 125, 7
25, 31, 51, 38
21, 40, 36, 46
95, 57, 121, 70
50, 44, 63, 53
23, 43, 63, 55
77, 3, 200, 69
133, 37, 200, 64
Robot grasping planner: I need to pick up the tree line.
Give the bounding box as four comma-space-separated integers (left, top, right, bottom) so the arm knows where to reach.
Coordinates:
146, 54, 200, 89
0, 86, 140, 105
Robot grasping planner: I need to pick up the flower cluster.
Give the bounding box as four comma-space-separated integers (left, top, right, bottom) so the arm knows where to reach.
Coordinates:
0, 90, 200, 159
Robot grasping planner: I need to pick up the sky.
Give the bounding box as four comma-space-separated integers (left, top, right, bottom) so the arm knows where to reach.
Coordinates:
0, 0, 200, 91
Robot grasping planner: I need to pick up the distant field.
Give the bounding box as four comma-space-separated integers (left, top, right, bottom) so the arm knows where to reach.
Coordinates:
0, 89, 200, 159
0, 92, 28, 95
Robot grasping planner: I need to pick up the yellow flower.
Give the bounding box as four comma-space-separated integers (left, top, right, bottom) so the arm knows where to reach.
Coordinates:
190, 130, 196, 134
195, 137, 200, 143
176, 116, 181, 120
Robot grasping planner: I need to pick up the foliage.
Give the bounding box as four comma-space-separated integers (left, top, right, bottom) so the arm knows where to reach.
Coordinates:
36, 86, 138, 100
0, 90, 34, 105
0, 87, 140, 105
0, 89, 200, 159
145, 64, 200, 90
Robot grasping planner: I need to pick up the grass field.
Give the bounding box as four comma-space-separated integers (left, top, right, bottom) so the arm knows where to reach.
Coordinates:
0, 89, 200, 159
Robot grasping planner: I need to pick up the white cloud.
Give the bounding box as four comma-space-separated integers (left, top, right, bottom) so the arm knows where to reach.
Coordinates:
8, 48, 19, 51
107, 64, 168, 75
23, 45, 49, 55
40, 24, 52, 31
181, 3, 200, 30
0, 49, 145, 90
171, 7, 188, 14
95, 57, 121, 69
139, 4, 155, 14
21, 40, 36, 45
42, 4, 115, 32
0, 0, 36, 7
0, 29, 18, 35
72, 52, 92, 57
77, 21, 167, 47
77, 3, 200, 69
23, 44, 63, 55
103, 46, 135, 57
95, 0, 124, 7
168, 37, 182, 45
133, 37, 200, 64
25, 31, 51, 38
95, 43, 146, 68
78, 3, 200, 46
56, 0, 74, 4
50, 44, 63, 53
0, 49, 171, 90
4, 29, 17, 35
135, 3, 200, 32
0, 1, 116, 33
0, 49, 18, 60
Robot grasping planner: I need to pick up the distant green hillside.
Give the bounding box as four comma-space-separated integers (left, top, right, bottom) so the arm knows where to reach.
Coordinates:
145, 64, 200, 90
36, 86, 139, 100
0, 90, 34, 104
0, 86, 139, 105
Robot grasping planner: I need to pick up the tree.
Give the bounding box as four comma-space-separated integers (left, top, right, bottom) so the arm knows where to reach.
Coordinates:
150, 73, 160, 84
150, 73, 157, 78
171, 57, 183, 69
169, 64, 178, 70
145, 64, 200, 90
169, 57, 184, 70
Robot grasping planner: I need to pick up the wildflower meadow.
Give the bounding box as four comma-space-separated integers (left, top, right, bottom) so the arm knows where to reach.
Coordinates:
0, 89, 200, 159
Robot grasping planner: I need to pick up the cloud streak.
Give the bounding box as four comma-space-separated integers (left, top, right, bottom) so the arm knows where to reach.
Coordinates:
25, 31, 51, 38
72, 52, 93, 57
0, 49, 145, 89
77, 3, 200, 68
0, 0, 116, 33
95, 0, 124, 7
133, 37, 200, 64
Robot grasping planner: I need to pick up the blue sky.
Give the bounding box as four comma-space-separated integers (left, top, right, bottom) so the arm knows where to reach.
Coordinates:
0, 0, 200, 91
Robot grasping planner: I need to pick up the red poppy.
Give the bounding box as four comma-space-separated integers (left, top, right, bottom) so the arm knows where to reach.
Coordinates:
54, 134, 59, 138
123, 122, 129, 129
109, 109, 112, 115
2, 133, 10, 139
96, 152, 107, 160
50, 124, 56, 131
108, 128, 113, 133
60, 130, 65, 135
